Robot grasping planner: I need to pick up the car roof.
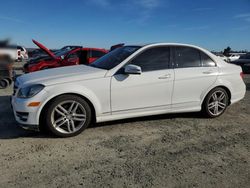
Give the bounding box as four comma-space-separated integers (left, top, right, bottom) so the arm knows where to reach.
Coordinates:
125, 43, 219, 62
81, 47, 108, 52
128, 42, 205, 48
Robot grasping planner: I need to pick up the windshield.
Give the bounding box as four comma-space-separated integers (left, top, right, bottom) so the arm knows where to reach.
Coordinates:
90, 46, 141, 70
54, 49, 73, 57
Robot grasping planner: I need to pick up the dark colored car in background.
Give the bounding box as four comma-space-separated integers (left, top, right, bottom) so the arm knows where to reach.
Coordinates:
23, 40, 108, 73
230, 53, 250, 73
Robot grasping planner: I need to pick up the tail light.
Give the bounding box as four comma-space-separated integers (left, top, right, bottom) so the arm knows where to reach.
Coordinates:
240, 72, 244, 79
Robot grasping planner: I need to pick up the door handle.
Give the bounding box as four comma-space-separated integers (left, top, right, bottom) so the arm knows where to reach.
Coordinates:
158, 74, 171, 79
202, 70, 214, 74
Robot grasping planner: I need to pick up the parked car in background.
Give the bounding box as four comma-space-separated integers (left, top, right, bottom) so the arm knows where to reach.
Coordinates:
12, 43, 246, 137
28, 48, 47, 59
228, 54, 240, 62
216, 54, 228, 62
110, 43, 124, 51
230, 53, 250, 73
23, 40, 108, 73
0, 45, 19, 62
0, 40, 15, 88
17, 46, 29, 61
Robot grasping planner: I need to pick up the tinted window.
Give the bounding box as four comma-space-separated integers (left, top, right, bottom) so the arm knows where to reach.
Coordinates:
130, 47, 170, 72
55, 48, 72, 57
201, 52, 216, 67
175, 47, 201, 68
67, 52, 80, 59
90, 46, 141, 70
91, 50, 106, 58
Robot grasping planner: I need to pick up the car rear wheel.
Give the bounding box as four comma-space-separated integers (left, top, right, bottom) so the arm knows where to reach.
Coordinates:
203, 87, 229, 118
5, 78, 12, 85
44, 95, 92, 137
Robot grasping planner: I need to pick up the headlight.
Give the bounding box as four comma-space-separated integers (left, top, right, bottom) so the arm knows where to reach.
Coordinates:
17, 84, 45, 98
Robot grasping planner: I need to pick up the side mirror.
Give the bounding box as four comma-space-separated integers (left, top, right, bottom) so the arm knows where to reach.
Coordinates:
124, 64, 142, 75
60, 55, 65, 60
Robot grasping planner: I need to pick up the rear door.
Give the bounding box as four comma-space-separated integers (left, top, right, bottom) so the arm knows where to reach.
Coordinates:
172, 46, 218, 110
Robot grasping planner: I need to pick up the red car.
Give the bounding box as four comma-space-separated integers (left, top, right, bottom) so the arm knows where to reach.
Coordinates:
23, 40, 108, 73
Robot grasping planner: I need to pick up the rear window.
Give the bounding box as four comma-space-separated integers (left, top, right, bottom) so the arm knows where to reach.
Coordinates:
200, 52, 216, 67
91, 50, 106, 58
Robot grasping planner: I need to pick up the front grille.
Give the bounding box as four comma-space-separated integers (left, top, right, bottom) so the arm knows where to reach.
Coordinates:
16, 111, 29, 122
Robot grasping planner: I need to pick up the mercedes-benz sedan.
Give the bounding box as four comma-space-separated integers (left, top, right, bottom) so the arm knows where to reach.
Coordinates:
12, 43, 246, 137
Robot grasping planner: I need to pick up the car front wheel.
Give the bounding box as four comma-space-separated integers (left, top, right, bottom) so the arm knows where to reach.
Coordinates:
203, 87, 229, 118
44, 95, 92, 137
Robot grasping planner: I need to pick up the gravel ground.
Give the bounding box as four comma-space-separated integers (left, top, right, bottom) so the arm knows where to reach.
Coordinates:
0, 62, 249, 188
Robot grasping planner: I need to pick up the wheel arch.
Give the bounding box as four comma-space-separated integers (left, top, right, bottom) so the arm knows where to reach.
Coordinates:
39, 93, 97, 130
201, 85, 232, 106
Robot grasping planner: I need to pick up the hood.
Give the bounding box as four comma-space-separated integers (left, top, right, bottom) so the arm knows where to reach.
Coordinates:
17, 65, 107, 86
32, 39, 58, 60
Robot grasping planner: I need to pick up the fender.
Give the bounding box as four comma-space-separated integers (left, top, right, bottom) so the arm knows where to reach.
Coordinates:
35, 83, 107, 123
200, 76, 233, 105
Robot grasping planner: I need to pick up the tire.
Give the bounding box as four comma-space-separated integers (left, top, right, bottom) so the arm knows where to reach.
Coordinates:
5, 78, 12, 86
0, 79, 9, 89
202, 87, 229, 118
43, 95, 92, 137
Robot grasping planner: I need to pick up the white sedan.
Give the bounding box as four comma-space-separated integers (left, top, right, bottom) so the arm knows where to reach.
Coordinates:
12, 43, 246, 137
228, 54, 240, 62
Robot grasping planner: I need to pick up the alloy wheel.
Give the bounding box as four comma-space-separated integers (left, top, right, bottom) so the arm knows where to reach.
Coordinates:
207, 90, 227, 116
51, 100, 87, 134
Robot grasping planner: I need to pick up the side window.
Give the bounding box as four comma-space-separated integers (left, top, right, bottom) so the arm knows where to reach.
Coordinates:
130, 47, 170, 72
67, 52, 79, 59
201, 52, 216, 67
67, 53, 78, 59
91, 50, 106, 58
175, 47, 201, 68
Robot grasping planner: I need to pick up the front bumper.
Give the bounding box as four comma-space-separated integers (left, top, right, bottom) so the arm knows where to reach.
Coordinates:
19, 123, 39, 131
11, 89, 48, 131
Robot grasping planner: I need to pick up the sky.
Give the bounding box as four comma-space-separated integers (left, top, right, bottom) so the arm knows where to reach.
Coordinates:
0, 0, 250, 51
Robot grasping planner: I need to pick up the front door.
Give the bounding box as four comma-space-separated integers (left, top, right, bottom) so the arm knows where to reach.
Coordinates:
111, 46, 174, 114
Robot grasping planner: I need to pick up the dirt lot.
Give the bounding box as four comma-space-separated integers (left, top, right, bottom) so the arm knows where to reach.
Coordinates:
0, 63, 249, 188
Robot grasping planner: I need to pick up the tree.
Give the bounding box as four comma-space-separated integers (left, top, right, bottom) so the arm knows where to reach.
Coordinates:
223, 46, 231, 57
